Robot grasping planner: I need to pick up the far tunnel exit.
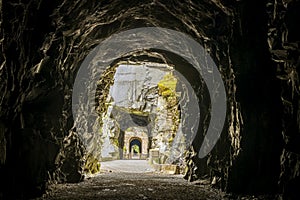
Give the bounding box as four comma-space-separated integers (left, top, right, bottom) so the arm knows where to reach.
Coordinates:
129, 138, 142, 159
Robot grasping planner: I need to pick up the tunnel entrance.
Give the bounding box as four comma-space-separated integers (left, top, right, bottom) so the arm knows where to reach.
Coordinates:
77, 49, 203, 176
129, 137, 142, 159
98, 62, 183, 164
124, 128, 148, 159
91, 56, 203, 179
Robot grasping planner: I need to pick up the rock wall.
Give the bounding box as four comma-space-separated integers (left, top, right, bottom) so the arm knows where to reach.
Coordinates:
0, 0, 299, 199
267, 0, 300, 198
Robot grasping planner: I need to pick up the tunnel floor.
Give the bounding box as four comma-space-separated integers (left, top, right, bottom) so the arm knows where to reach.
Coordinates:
35, 171, 227, 200
100, 160, 155, 173
34, 170, 277, 200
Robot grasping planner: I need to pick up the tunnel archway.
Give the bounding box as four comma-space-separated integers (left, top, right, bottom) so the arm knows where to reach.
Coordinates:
94, 60, 197, 162
129, 137, 142, 156
0, 0, 291, 198
74, 25, 225, 168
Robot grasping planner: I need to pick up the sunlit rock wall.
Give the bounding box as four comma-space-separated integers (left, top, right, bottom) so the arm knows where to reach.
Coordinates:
98, 64, 183, 163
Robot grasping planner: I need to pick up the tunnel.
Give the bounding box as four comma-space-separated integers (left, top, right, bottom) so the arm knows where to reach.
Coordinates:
0, 0, 300, 199
130, 138, 142, 153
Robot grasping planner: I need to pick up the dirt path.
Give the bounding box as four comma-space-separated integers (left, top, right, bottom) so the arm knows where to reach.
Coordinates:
100, 160, 155, 173
38, 172, 227, 200
35, 161, 276, 200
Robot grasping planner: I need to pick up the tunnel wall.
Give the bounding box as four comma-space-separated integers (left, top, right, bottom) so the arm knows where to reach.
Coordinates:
267, 0, 300, 198
0, 0, 299, 199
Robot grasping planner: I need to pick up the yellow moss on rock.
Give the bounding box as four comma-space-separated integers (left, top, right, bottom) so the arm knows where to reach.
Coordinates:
112, 137, 119, 147
157, 73, 181, 152
158, 73, 178, 98
84, 154, 101, 174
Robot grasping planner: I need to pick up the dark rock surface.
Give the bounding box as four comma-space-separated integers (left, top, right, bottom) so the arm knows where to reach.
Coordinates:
267, 0, 300, 199
0, 0, 299, 199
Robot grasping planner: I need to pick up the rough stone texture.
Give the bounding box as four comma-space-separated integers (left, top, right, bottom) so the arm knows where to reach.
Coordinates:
0, 0, 298, 199
110, 64, 168, 110
52, 129, 84, 183
219, 0, 283, 194
267, 0, 300, 199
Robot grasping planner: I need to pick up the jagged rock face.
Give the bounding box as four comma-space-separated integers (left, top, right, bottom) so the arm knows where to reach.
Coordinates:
267, 0, 300, 198
0, 0, 299, 199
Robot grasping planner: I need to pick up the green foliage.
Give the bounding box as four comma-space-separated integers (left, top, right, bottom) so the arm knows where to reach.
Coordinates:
132, 144, 140, 153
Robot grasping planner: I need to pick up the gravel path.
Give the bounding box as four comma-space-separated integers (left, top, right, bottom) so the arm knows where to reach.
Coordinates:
35, 161, 277, 200
100, 160, 155, 173
38, 172, 227, 200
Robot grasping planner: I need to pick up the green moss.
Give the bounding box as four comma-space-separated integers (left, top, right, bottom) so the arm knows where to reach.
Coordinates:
157, 73, 181, 149
168, 137, 174, 144
157, 73, 178, 98
95, 65, 118, 129
114, 106, 149, 116
129, 109, 149, 116
112, 137, 119, 147
84, 154, 101, 174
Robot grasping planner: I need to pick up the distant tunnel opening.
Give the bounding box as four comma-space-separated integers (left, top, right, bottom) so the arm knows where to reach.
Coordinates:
129, 138, 142, 154
91, 50, 207, 169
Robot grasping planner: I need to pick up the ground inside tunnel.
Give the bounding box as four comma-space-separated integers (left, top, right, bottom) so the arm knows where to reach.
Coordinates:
34, 161, 278, 200
35, 171, 226, 200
